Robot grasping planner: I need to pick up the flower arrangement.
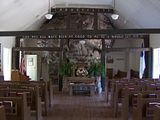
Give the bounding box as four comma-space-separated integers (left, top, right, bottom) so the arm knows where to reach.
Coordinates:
76, 67, 88, 77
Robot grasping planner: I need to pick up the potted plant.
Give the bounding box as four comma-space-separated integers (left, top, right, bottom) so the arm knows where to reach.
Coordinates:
59, 61, 73, 77
88, 62, 105, 93
58, 60, 73, 91
88, 62, 103, 77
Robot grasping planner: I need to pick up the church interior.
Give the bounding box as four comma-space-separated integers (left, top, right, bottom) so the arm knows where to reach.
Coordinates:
0, 0, 160, 120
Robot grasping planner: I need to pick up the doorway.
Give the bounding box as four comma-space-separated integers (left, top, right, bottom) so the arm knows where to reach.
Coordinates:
25, 55, 37, 80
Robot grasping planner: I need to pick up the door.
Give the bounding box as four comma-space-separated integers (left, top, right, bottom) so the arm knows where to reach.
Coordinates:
25, 55, 37, 80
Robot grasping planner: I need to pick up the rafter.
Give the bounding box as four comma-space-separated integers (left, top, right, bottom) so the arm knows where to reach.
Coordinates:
51, 7, 113, 14
105, 47, 151, 52
13, 47, 62, 51
0, 29, 153, 39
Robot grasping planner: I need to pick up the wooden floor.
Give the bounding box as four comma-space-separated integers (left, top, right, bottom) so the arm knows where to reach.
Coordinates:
43, 91, 120, 120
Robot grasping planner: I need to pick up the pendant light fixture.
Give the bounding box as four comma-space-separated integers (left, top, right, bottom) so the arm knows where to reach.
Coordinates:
45, 0, 53, 20
111, 0, 119, 20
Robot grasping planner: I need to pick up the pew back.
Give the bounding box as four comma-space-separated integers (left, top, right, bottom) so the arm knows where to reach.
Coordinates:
0, 93, 31, 120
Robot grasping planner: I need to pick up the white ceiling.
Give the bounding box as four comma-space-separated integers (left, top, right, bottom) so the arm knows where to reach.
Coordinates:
0, 0, 160, 31
0, 0, 51, 31
114, 0, 160, 28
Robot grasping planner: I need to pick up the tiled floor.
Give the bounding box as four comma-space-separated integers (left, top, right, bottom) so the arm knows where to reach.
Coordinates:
43, 91, 121, 120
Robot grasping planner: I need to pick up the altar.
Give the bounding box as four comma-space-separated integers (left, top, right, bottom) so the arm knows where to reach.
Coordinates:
69, 82, 95, 96
63, 76, 95, 95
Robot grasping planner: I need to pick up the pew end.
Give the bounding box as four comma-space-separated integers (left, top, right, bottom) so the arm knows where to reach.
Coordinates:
153, 105, 160, 120
0, 105, 6, 120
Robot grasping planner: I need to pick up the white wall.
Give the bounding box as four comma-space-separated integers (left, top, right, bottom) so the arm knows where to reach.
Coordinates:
0, 37, 15, 79
106, 39, 130, 75
107, 39, 143, 76
106, 52, 125, 75
130, 39, 143, 71
150, 34, 160, 48
0, 37, 15, 48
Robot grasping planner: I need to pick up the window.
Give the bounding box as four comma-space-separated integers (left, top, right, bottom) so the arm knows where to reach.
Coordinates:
3, 48, 11, 80
153, 48, 160, 78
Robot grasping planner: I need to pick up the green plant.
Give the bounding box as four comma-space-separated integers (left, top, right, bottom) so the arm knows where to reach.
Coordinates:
88, 62, 105, 77
59, 61, 73, 76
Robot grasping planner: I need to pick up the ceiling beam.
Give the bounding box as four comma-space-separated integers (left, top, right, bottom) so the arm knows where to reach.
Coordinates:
0, 29, 159, 41
0, 29, 160, 36
20, 34, 147, 39
13, 47, 62, 51
105, 47, 151, 52
1, 29, 159, 37
51, 7, 114, 13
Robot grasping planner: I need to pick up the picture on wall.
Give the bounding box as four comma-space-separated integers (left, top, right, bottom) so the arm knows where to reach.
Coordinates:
106, 56, 113, 63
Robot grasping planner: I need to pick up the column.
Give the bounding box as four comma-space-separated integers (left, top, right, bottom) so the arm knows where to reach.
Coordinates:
101, 39, 106, 91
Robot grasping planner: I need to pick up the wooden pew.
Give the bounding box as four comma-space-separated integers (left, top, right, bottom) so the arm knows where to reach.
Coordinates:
122, 90, 160, 120
120, 79, 160, 120
113, 81, 143, 117
107, 78, 124, 103
0, 105, 6, 120
153, 105, 160, 120
0, 93, 31, 120
108, 78, 160, 118
110, 79, 128, 107
132, 94, 160, 120
29, 81, 53, 108
0, 81, 51, 115
112, 78, 159, 115
28, 81, 50, 115
0, 87, 43, 120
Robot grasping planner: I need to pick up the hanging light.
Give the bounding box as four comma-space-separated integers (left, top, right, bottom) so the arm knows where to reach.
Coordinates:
45, 0, 53, 20
111, 0, 119, 20
111, 14, 119, 20
45, 13, 53, 20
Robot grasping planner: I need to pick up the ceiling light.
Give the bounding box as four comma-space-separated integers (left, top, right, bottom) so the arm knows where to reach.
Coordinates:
45, 0, 53, 20
111, 14, 119, 20
45, 13, 53, 20
111, 0, 119, 20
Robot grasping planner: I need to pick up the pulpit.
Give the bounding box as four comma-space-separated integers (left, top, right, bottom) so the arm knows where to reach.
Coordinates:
11, 69, 29, 81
